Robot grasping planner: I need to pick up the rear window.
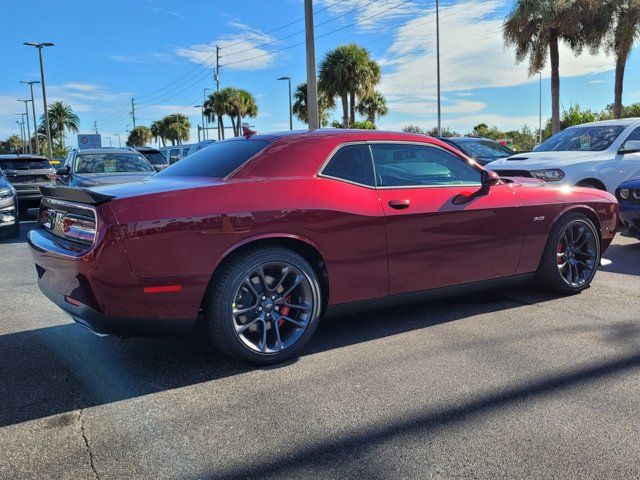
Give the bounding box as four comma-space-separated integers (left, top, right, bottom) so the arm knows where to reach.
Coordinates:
0, 158, 51, 170
75, 153, 155, 174
140, 151, 168, 165
159, 139, 269, 177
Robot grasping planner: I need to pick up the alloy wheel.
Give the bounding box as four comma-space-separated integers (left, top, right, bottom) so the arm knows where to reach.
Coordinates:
556, 220, 598, 288
231, 261, 314, 354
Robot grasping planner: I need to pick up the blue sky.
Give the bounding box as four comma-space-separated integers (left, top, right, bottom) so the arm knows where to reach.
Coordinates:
2, 0, 640, 147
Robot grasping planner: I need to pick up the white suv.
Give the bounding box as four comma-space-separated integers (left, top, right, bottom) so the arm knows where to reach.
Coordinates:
488, 118, 640, 192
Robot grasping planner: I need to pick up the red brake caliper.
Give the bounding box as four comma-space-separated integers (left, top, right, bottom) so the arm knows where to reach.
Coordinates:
557, 241, 564, 265
278, 295, 291, 327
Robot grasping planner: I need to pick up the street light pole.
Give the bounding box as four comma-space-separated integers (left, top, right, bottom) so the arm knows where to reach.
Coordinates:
24, 42, 54, 159
277, 77, 293, 130
16, 120, 25, 153
18, 100, 32, 154
539, 71, 543, 145
115, 133, 122, 148
20, 80, 40, 154
195, 105, 205, 142
304, 0, 319, 130
436, 0, 442, 137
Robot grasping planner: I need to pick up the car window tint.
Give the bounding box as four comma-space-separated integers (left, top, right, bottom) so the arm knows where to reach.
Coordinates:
625, 126, 640, 142
158, 139, 269, 177
169, 149, 180, 162
535, 125, 625, 152
0, 158, 51, 170
141, 152, 167, 165
322, 144, 375, 186
371, 144, 481, 187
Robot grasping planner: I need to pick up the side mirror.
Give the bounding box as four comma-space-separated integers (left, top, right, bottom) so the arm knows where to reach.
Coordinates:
619, 140, 640, 155
481, 169, 500, 187
56, 166, 70, 176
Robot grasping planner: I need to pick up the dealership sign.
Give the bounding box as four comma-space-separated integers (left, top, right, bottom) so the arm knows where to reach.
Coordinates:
77, 134, 102, 150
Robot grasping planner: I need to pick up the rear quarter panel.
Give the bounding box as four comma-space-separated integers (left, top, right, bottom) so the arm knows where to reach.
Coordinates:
110, 177, 388, 305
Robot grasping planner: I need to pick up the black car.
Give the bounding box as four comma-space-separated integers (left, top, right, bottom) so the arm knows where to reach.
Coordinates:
0, 154, 56, 212
56, 148, 156, 187
437, 137, 515, 166
135, 146, 170, 172
0, 169, 19, 238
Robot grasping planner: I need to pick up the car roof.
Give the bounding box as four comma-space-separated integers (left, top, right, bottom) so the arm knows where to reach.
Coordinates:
439, 136, 494, 143
569, 117, 640, 128
0, 154, 49, 160
75, 148, 140, 155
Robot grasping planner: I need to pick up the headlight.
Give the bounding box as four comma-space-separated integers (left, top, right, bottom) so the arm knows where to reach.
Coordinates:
530, 169, 565, 182
633, 190, 640, 200
0, 188, 15, 201
619, 188, 630, 199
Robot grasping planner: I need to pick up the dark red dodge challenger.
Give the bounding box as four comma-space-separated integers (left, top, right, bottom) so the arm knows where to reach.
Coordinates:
28, 130, 618, 364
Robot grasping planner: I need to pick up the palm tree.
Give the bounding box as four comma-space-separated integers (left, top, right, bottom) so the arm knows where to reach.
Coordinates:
601, 1, 640, 118
160, 114, 190, 145
292, 81, 335, 127
356, 91, 388, 125
204, 89, 232, 140
150, 120, 165, 147
126, 126, 152, 147
227, 88, 258, 136
41, 101, 79, 148
5, 134, 24, 153
319, 44, 381, 128
504, 1, 594, 134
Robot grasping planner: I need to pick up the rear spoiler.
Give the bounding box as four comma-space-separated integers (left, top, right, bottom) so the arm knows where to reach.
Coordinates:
39, 186, 115, 205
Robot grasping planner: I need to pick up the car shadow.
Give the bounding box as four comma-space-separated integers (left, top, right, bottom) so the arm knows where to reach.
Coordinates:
2, 286, 639, 429
0, 221, 35, 245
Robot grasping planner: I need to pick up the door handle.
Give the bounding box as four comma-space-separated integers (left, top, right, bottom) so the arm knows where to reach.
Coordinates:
388, 199, 410, 210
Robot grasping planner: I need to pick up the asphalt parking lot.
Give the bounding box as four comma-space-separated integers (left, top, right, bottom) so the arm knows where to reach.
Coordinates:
1, 221, 640, 480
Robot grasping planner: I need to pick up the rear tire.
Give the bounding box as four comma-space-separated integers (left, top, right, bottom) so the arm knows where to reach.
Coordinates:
536, 212, 600, 295
205, 247, 322, 365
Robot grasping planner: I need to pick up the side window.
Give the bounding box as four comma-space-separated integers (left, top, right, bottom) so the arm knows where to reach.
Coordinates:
322, 144, 375, 186
169, 149, 180, 163
370, 143, 481, 187
625, 126, 640, 142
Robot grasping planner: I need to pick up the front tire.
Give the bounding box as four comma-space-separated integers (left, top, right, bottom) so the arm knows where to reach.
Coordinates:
536, 212, 600, 294
205, 247, 322, 365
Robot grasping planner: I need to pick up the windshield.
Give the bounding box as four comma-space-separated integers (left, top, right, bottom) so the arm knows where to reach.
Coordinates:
535, 125, 625, 152
75, 153, 154, 174
159, 139, 269, 177
454, 140, 513, 158
0, 158, 51, 170
139, 151, 168, 165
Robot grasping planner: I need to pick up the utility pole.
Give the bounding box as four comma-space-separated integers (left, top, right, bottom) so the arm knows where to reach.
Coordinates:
215, 45, 221, 140
94, 120, 99, 134
18, 100, 32, 154
20, 80, 40, 154
436, 0, 442, 137
24, 42, 54, 159
131, 98, 136, 129
304, 0, 319, 130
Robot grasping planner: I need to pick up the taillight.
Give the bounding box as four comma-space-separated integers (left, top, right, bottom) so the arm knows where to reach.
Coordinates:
39, 198, 97, 246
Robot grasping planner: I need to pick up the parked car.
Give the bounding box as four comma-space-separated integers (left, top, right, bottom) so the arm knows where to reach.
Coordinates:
489, 118, 640, 192
55, 148, 155, 187
186, 140, 216, 156
616, 178, 640, 238
0, 154, 56, 212
28, 130, 618, 365
0, 169, 19, 238
160, 144, 192, 165
135, 147, 169, 172
437, 137, 515, 166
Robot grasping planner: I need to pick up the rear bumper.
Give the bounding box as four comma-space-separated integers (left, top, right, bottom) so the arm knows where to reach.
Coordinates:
28, 226, 209, 336
37, 280, 196, 336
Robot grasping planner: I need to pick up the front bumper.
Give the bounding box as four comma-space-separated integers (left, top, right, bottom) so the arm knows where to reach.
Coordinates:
620, 203, 640, 238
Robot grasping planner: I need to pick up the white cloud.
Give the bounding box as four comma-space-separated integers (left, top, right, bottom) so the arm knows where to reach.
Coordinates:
378, 113, 541, 134
317, 0, 418, 30
175, 23, 280, 71
380, 0, 615, 98
589, 79, 606, 84
389, 99, 487, 116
